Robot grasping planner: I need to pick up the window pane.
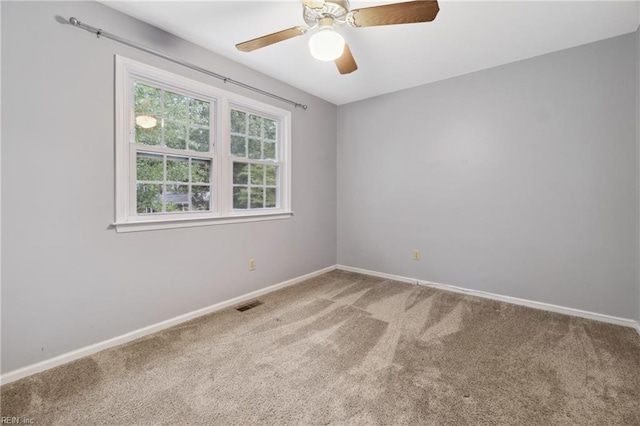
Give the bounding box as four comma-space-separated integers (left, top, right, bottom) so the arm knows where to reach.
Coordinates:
164, 91, 188, 122
192, 159, 211, 183
233, 187, 248, 209
264, 119, 276, 140
248, 114, 262, 137
137, 153, 163, 181
231, 135, 246, 157
166, 184, 189, 211
265, 187, 277, 208
248, 138, 261, 159
189, 127, 210, 152
265, 165, 277, 186
251, 164, 264, 185
137, 184, 162, 214
164, 122, 187, 150
233, 162, 248, 185
189, 99, 210, 126
135, 83, 162, 116
135, 123, 161, 146
263, 142, 276, 160
231, 109, 246, 134
250, 187, 264, 209
191, 185, 211, 211
167, 156, 188, 182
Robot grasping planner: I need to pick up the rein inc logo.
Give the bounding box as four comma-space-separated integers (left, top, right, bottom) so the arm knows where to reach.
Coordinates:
1, 418, 34, 424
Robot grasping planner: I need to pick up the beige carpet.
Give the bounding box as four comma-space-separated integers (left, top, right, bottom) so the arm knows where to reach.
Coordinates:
2, 270, 640, 425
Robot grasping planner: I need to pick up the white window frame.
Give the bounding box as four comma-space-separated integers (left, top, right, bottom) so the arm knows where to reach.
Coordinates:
114, 56, 292, 233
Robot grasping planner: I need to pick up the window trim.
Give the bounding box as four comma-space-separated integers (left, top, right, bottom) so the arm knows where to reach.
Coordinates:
114, 56, 292, 233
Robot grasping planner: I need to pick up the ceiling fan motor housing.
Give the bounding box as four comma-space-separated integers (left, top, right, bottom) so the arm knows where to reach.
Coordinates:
303, 0, 350, 26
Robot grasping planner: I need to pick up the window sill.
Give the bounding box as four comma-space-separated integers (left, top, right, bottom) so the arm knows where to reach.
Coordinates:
112, 211, 294, 233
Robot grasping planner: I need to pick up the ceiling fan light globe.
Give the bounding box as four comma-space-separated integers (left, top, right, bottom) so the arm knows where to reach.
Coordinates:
309, 29, 345, 61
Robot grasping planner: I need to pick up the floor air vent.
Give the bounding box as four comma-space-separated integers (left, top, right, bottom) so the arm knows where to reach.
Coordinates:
235, 300, 264, 312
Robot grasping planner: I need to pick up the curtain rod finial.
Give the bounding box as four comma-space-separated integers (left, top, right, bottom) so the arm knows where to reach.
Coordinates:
69, 17, 79, 26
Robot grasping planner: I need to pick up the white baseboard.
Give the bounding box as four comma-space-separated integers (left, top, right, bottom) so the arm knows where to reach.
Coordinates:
336, 264, 416, 284
336, 265, 640, 332
0, 265, 337, 386
3, 264, 638, 386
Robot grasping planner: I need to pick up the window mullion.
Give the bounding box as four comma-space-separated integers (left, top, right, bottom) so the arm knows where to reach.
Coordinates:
161, 90, 166, 147
135, 145, 214, 159
162, 154, 167, 213
218, 97, 229, 216
188, 158, 193, 211
229, 158, 281, 167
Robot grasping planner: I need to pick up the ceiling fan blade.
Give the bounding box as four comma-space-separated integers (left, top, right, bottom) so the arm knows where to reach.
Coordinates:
302, 0, 325, 9
236, 26, 307, 52
347, 0, 439, 28
335, 43, 357, 75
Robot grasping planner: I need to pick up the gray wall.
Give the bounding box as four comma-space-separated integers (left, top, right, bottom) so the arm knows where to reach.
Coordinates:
637, 26, 640, 322
338, 34, 638, 320
1, 1, 337, 373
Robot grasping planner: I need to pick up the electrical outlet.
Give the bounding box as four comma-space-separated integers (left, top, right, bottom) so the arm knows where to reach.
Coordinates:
413, 250, 420, 261
249, 258, 255, 271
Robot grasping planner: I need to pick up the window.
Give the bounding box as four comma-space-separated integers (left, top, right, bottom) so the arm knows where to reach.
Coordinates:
230, 109, 280, 210
115, 57, 291, 232
134, 83, 214, 215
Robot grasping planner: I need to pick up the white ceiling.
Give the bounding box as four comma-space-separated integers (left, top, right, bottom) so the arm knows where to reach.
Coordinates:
101, 1, 639, 105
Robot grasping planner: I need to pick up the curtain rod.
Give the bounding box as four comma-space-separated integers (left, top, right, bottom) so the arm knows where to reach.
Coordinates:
67, 17, 308, 110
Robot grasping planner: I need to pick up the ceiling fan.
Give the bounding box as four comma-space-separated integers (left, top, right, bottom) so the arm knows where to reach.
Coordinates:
235, 0, 439, 75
